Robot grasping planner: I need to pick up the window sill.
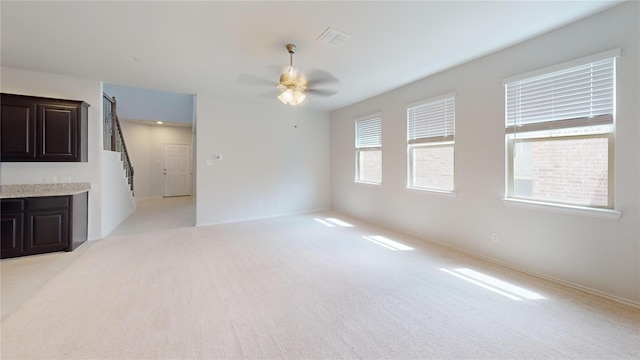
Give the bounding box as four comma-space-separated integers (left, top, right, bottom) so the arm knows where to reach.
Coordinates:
502, 198, 621, 220
406, 187, 457, 197
355, 181, 382, 187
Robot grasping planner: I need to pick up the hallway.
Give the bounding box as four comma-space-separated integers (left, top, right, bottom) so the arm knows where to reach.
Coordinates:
107, 196, 195, 238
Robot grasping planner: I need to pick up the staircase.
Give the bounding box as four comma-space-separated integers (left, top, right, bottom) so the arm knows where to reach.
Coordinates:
103, 93, 134, 197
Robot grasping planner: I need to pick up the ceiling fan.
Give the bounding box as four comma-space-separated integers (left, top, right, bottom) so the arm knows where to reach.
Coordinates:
239, 43, 339, 106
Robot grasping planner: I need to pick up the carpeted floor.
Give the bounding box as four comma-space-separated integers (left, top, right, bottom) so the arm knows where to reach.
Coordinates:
1, 212, 638, 359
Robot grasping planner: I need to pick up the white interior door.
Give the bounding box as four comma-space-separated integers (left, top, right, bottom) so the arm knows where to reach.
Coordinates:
163, 144, 192, 197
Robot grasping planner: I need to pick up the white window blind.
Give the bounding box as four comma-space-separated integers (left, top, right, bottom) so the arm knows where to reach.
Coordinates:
355, 116, 382, 149
407, 96, 455, 144
505, 57, 615, 132
503, 52, 617, 209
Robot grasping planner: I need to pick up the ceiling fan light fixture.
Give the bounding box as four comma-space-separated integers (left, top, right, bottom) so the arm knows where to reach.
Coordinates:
274, 43, 334, 106
278, 89, 293, 104
292, 90, 306, 105
278, 87, 306, 106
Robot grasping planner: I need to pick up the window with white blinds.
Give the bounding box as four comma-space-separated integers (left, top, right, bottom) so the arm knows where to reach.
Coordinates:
505, 56, 615, 132
504, 51, 618, 209
407, 95, 455, 144
355, 116, 382, 149
406, 94, 455, 192
355, 114, 382, 184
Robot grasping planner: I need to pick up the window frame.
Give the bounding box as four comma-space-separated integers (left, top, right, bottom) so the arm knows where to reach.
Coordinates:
503, 50, 618, 210
354, 113, 382, 185
407, 141, 455, 192
505, 132, 614, 208
406, 93, 456, 193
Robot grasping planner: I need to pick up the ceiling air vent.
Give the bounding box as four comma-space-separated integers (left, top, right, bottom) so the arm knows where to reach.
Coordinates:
317, 27, 351, 47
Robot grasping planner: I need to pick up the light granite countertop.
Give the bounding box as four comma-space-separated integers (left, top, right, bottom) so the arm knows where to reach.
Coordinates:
0, 183, 91, 199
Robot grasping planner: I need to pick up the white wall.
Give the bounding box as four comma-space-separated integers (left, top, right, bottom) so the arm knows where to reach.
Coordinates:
119, 120, 193, 199
0, 68, 104, 240
330, 2, 639, 305
101, 151, 135, 235
196, 96, 330, 225
192, 95, 198, 201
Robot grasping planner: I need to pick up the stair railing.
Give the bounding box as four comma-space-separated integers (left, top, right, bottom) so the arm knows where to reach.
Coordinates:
103, 93, 134, 195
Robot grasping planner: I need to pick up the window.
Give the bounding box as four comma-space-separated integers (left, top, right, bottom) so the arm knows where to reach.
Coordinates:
504, 51, 618, 208
355, 114, 382, 184
407, 94, 455, 191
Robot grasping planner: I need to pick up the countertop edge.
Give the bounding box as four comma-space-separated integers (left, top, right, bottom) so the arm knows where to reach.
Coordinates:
0, 183, 91, 199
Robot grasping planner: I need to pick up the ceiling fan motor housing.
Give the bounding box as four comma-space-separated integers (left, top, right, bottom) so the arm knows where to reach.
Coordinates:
279, 72, 307, 92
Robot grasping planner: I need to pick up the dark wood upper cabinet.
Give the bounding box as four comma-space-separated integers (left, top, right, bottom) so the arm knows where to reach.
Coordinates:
38, 103, 79, 160
0, 93, 89, 162
1, 99, 36, 160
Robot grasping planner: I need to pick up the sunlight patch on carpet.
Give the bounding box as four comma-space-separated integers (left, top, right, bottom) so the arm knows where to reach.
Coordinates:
314, 218, 335, 227
363, 235, 414, 251
315, 217, 354, 227
326, 218, 354, 227
441, 268, 546, 301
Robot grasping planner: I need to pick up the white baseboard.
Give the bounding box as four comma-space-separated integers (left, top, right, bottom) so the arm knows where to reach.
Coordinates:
195, 207, 331, 227
428, 239, 639, 308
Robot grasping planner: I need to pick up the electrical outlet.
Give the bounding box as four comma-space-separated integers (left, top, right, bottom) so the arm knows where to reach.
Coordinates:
491, 233, 499, 243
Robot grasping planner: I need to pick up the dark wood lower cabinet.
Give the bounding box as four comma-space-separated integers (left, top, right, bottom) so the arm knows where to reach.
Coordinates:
25, 209, 69, 255
0, 192, 87, 259
1, 212, 24, 258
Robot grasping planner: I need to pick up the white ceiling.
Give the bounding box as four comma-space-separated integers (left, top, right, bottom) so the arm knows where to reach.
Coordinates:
0, 1, 622, 111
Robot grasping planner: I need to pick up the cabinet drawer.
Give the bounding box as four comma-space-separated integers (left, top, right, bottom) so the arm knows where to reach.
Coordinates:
26, 196, 69, 210
1, 199, 25, 212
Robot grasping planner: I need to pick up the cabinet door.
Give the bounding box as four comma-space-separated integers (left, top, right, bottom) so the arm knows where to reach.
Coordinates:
25, 209, 69, 255
37, 104, 79, 161
0, 101, 36, 160
1, 213, 24, 259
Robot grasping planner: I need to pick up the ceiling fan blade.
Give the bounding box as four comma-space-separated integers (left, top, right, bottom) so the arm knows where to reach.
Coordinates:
238, 73, 276, 87
259, 90, 281, 99
268, 65, 289, 76
307, 88, 338, 97
305, 68, 339, 86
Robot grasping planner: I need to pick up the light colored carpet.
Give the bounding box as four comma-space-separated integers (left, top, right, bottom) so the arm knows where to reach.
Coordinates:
1, 212, 638, 359
107, 196, 195, 238
0, 241, 94, 319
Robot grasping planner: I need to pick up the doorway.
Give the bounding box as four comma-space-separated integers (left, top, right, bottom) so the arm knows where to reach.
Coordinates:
162, 143, 192, 197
